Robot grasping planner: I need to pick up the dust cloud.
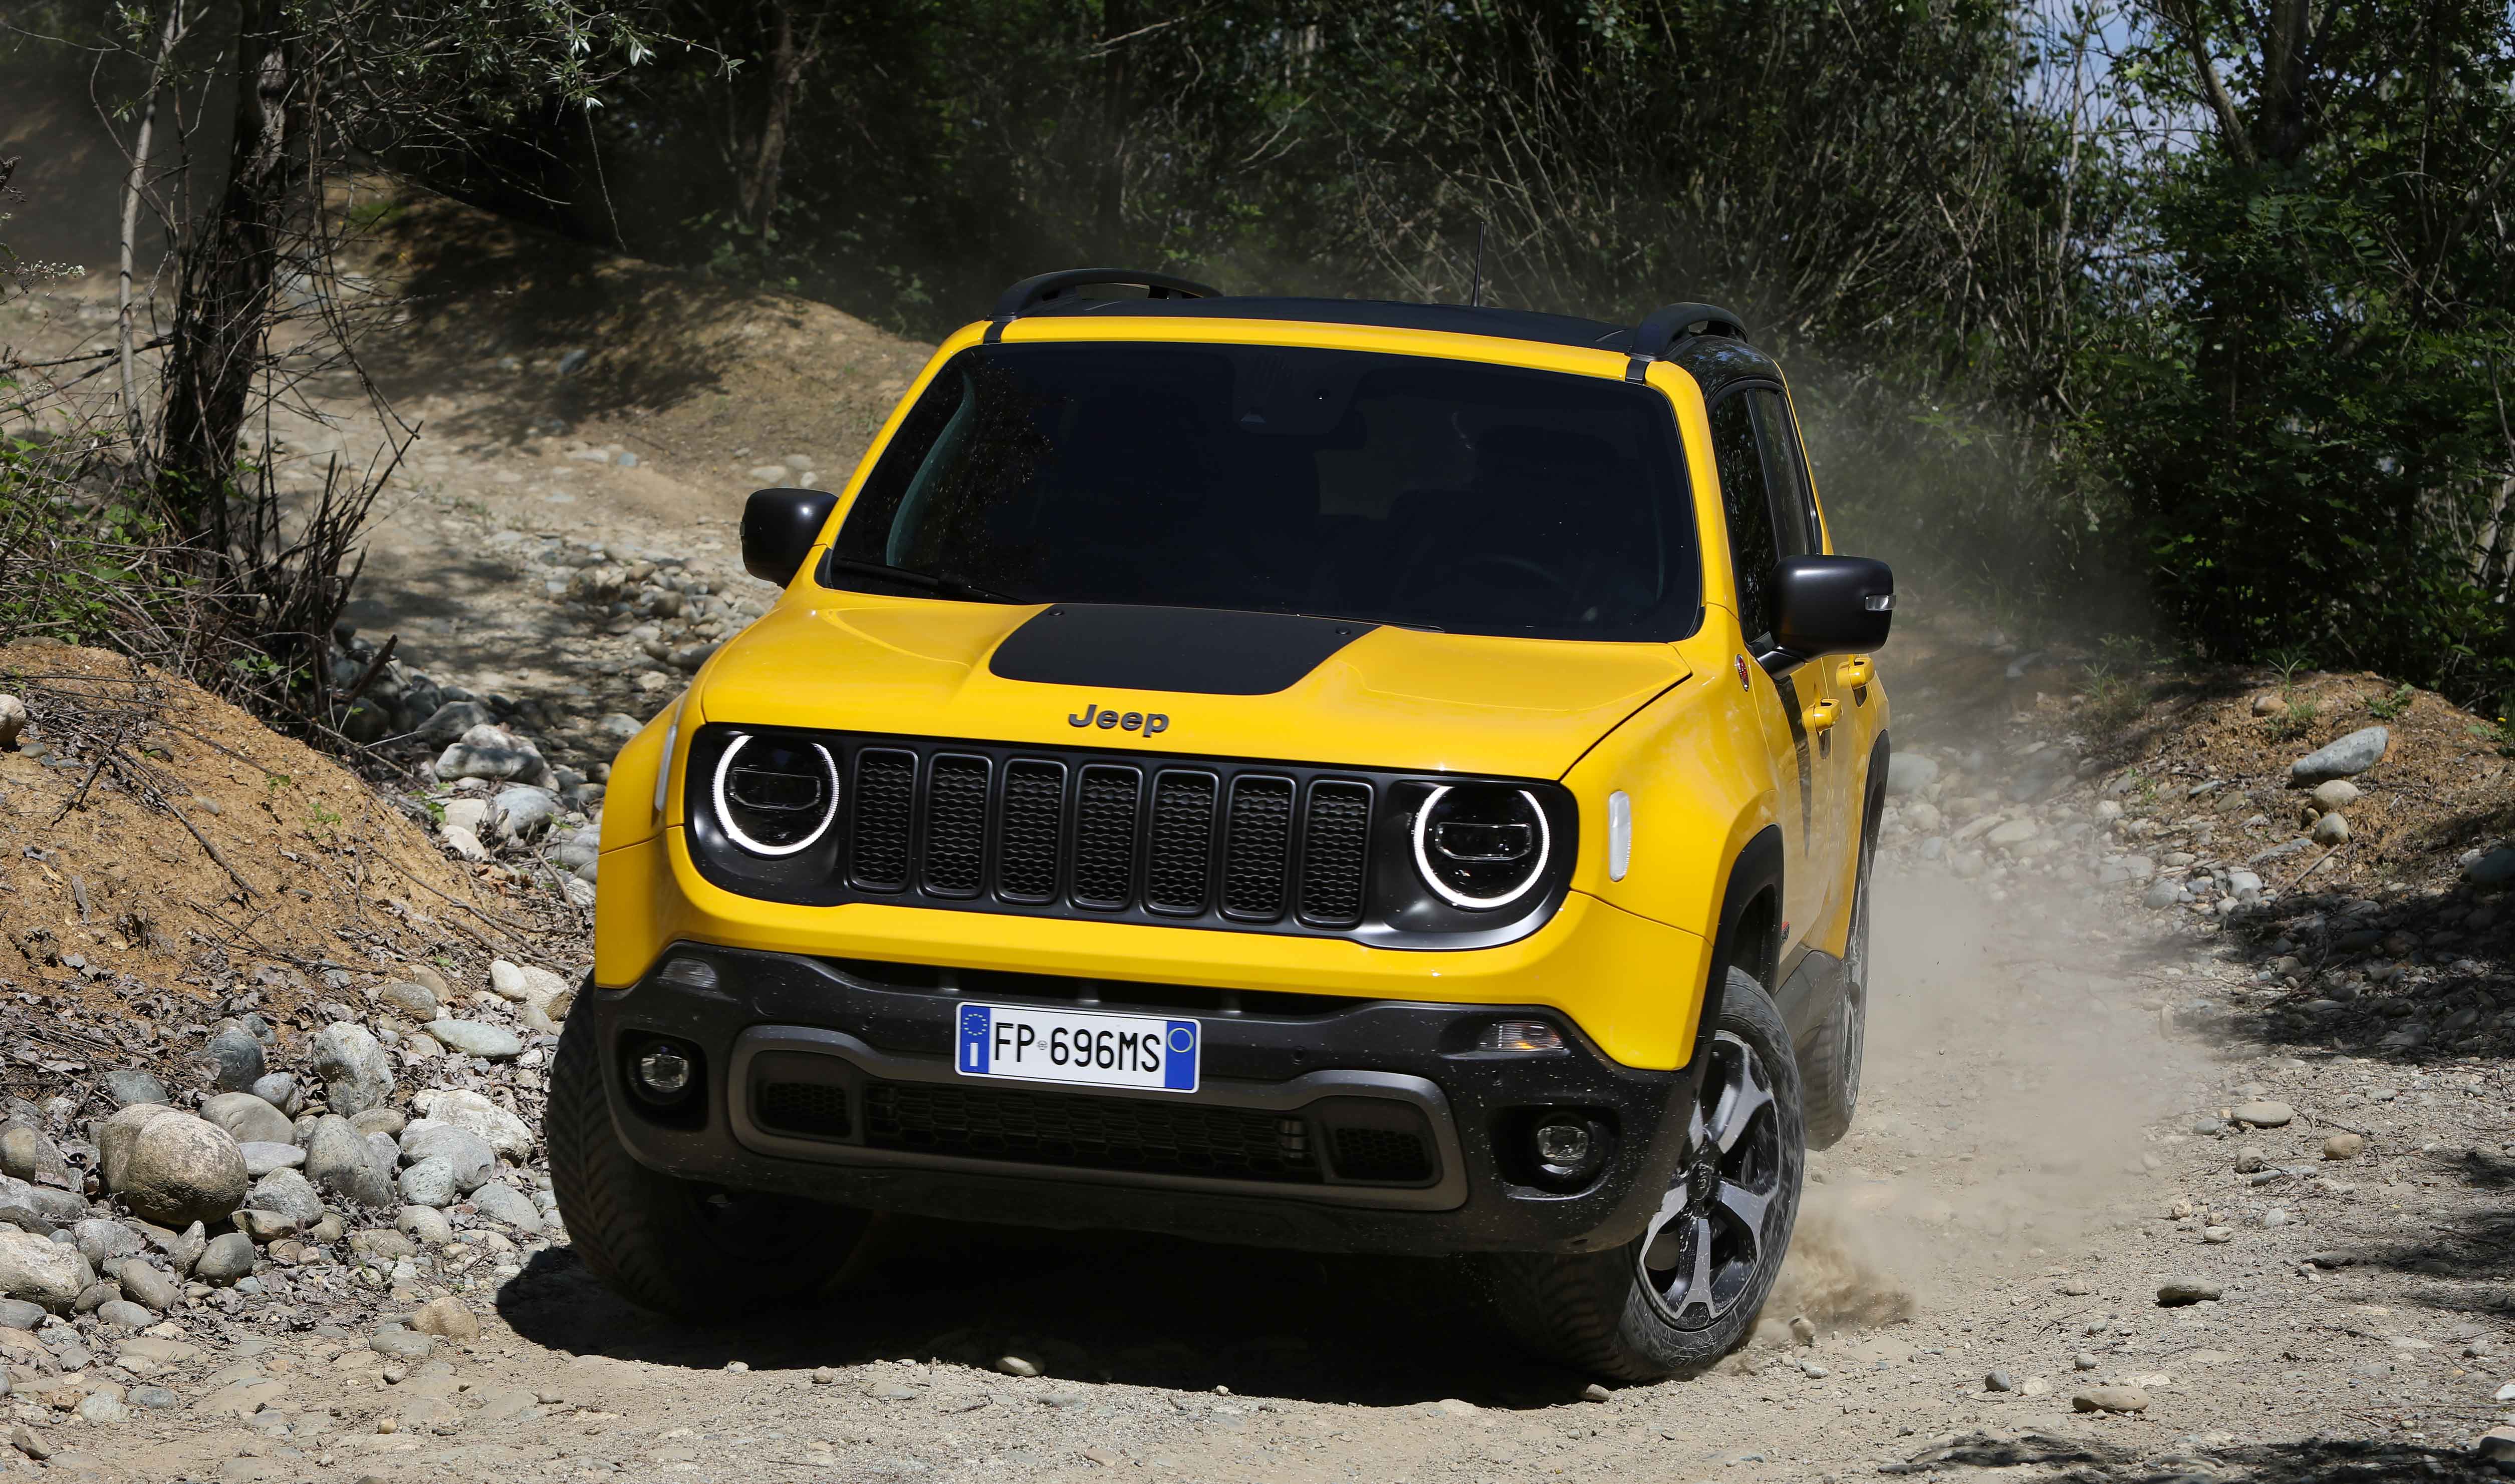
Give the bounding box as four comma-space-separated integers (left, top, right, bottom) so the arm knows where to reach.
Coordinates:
1765, 866, 2203, 1339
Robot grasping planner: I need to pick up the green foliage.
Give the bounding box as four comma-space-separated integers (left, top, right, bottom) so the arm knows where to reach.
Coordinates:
0, 436, 194, 645
2365, 683, 2415, 721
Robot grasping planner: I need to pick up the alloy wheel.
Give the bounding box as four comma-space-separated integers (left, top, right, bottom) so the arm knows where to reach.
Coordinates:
1637, 1029, 1785, 1330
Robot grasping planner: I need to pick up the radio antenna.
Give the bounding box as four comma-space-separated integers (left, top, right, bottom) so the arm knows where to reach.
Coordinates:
1469, 222, 1488, 308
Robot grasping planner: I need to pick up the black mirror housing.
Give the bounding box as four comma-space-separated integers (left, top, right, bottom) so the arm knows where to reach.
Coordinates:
1771, 555, 1894, 658
742, 488, 840, 588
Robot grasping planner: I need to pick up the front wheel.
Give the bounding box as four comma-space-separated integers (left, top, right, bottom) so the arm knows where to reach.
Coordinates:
1481, 967, 1804, 1382
546, 1010, 869, 1320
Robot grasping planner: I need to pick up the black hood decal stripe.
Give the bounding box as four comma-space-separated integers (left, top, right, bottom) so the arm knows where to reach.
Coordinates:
988, 605, 1376, 696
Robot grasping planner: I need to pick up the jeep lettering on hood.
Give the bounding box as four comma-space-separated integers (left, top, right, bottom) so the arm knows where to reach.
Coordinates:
1068, 703, 1170, 735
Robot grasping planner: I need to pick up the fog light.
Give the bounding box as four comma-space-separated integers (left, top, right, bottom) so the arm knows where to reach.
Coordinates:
1530, 1112, 1608, 1187
1476, 1019, 1564, 1053
630, 1040, 697, 1105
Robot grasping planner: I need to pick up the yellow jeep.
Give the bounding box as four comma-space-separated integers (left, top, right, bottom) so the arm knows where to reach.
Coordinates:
551, 270, 1894, 1379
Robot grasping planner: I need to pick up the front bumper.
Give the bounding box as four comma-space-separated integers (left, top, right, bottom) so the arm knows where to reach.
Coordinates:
584, 945, 1699, 1257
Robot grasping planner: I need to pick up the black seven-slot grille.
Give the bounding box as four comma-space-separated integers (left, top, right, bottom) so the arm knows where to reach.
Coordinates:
692, 731, 1386, 933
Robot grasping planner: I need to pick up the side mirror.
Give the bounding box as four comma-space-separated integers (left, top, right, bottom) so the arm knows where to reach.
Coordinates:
741, 488, 840, 587
1771, 555, 1894, 658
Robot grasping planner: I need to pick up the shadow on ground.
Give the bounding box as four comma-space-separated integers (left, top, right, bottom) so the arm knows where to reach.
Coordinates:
492, 1216, 1591, 1408
1890, 1429, 2507, 1480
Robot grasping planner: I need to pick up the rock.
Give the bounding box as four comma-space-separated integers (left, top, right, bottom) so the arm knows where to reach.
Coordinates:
2472, 1426, 2514, 1471
99, 1071, 167, 1109
2143, 880, 2184, 909
428, 1019, 523, 1061
2202, 1225, 2233, 1243
304, 1116, 393, 1208
416, 701, 495, 746
95, 1298, 152, 1330
243, 1168, 326, 1229
69, 1220, 140, 1267
349, 1227, 416, 1261
73, 1276, 119, 1313
113, 1262, 176, 1312
239, 1141, 304, 1177
441, 797, 491, 834
0, 1231, 93, 1312
2234, 1145, 2268, 1173
200, 1022, 267, 1091
97, 1106, 248, 1227
199, 1092, 294, 1147
2073, 1385, 2150, 1413
1983, 1370, 2015, 1392
146, 1220, 205, 1275
197, 1376, 285, 1417
2226, 869, 2263, 897
469, 1181, 543, 1232
2312, 812, 2351, 845
440, 823, 490, 862
235, 1206, 304, 1243
2231, 1100, 2295, 1128
0, 1299, 40, 1330
249, 1074, 303, 1116
309, 1024, 395, 1116
351, 1107, 407, 1139
491, 786, 559, 840
1790, 1316, 1817, 1346
2074, 1352, 2099, 1370
377, 981, 440, 1020
75, 1391, 128, 1424
0, 1127, 72, 1190
811, 1367, 838, 1385
410, 1089, 533, 1158
370, 1325, 435, 1361
2324, 1131, 2365, 1160
2157, 1279, 2222, 1306
2262, 1207, 2293, 1228
2290, 726, 2388, 783
398, 1156, 460, 1209
401, 1125, 496, 1191
396, 1206, 453, 1247
435, 741, 550, 787
1987, 819, 2040, 848
193, 1232, 256, 1285
412, 1296, 480, 1341
0, 696, 22, 749
124, 1384, 176, 1411
997, 1354, 1042, 1378
2311, 779, 2360, 810
2467, 847, 2515, 888
1886, 754, 1940, 796
1580, 1381, 1612, 1402
2250, 692, 2284, 716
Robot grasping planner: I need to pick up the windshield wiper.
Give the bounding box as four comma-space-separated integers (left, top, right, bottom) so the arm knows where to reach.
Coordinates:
825, 557, 1018, 604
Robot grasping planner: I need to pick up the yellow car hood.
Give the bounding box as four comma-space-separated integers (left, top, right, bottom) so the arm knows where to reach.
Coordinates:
692, 595, 1690, 780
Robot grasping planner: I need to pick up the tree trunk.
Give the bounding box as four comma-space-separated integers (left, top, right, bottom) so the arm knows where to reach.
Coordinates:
158, 0, 299, 542
738, 0, 815, 244
1096, 0, 1135, 241
120, 1, 186, 441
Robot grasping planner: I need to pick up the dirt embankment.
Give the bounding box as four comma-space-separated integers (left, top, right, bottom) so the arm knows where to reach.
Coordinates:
0, 642, 575, 1099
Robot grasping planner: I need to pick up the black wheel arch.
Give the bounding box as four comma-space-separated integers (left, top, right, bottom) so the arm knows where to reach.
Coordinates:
1682, 824, 1785, 1105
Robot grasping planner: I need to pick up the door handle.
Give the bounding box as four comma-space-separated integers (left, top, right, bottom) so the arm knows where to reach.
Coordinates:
1837, 655, 1873, 689
1803, 698, 1839, 734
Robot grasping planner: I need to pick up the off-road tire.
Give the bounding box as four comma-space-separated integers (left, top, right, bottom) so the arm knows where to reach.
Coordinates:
1800, 804, 1877, 1149
1482, 967, 1804, 1382
546, 1006, 868, 1320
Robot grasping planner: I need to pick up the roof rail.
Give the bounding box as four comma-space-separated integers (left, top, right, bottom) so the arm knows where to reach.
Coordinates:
987, 268, 1222, 339
1623, 302, 1748, 382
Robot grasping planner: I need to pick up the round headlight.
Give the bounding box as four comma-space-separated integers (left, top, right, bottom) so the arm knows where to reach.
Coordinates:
1411, 784, 1551, 910
711, 733, 840, 856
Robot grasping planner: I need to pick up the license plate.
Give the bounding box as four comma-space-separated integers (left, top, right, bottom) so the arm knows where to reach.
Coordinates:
954, 1003, 1199, 1094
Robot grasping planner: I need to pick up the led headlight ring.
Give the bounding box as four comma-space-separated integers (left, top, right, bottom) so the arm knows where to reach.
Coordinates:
711, 733, 840, 857
1412, 784, 1552, 911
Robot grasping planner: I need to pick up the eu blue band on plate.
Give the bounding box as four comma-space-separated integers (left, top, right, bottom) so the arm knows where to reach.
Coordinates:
1161, 1019, 1197, 1091
959, 1004, 992, 1073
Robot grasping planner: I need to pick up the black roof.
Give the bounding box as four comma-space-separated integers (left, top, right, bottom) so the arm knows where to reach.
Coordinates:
998, 284, 1787, 395
1023, 293, 1639, 354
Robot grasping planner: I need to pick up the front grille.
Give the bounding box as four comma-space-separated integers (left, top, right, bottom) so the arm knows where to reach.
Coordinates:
1299, 782, 1372, 925
997, 760, 1065, 901
1144, 771, 1218, 913
864, 1080, 1320, 1182
921, 755, 990, 897
1071, 765, 1142, 908
1222, 776, 1294, 918
850, 749, 916, 890
757, 1082, 852, 1139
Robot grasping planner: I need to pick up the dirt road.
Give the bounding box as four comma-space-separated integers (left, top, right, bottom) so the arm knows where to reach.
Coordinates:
6, 249, 2512, 1482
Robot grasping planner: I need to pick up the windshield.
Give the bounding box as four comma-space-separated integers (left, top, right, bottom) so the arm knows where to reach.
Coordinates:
826, 341, 1701, 642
